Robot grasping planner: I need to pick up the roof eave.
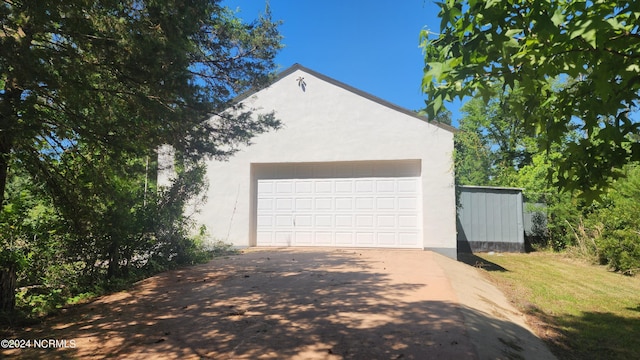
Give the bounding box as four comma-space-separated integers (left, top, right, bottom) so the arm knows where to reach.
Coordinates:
235, 63, 458, 133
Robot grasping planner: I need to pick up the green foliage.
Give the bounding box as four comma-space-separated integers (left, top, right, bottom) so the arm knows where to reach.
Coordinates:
456, 81, 640, 270
503, 145, 585, 251
422, 0, 640, 199
3, 155, 220, 318
16, 288, 66, 317
453, 120, 491, 186
514, 154, 640, 273
0, 0, 282, 313
206, 240, 241, 258
1, 0, 282, 212
454, 76, 639, 272
454, 81, 590, 251
0, 165, 62, 279
431, 109, 453, 126
454, 82, 536, 186
0, 250, 28, 272
596, 235, 640, 276
588, 164, 640, 275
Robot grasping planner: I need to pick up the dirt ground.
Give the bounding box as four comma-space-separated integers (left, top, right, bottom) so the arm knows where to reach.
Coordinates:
2, 249, 556, 359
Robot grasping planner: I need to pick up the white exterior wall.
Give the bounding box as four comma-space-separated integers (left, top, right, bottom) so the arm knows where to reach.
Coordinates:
196, 67, 457, 257
157, 144, 176, 189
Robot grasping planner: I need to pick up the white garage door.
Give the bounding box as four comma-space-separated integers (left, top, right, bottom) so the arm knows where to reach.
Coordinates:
255, 162, 422, 248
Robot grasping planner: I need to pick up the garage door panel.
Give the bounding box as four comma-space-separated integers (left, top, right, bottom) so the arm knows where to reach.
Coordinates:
274, 232, 292, 245
377, 180, 395, 192
377, 233, 396, 245
399, 215, 418, 228
315, 232, 333, 245
295, 198, 313, 211
276, 181, 294, 194
355, 215, 374, 227
275, 198, 293, 211
377, 215, 396, 228
257, 215, 272, 227
399, 232, 419, 245
256, 162, 422, 248
398, 197, 418, 210
335, 232, 354, 245
295, 215, 313, 227
335, 180, 353, 193
275, 215, 293, 226
295, 231, 313, 244
295, 181, 313, 194
335, 197, 353, 210
315, 215, 332, 227
355, 197, 374, 210
257, 198, 274, 210
258, 181, 274, 194
335, 215, 353, 227
355, 180, 374, 193
257, 231, 273, 245
315, 198, 332, 210
398, 179, 419, 193
356, 232, 375, 245
315, 181, 332, 193
376, 197, 395, 210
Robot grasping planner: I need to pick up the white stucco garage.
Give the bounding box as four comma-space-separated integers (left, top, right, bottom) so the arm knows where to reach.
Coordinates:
189, 64, 457, 258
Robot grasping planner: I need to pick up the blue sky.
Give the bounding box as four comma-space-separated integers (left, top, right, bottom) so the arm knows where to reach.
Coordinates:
224, 0, 462, 127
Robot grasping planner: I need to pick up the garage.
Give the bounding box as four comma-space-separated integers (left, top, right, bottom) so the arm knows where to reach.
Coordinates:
254, 161, 422, 248
168, 64, 457, 258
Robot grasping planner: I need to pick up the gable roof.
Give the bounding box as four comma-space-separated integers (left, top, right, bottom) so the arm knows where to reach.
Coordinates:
237, 63, 457, 133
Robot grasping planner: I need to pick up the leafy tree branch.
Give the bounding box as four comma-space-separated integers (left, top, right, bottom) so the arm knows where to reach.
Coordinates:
422, 0, 640, 199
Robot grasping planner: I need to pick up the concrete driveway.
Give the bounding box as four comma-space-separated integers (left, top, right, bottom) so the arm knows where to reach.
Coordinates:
6, 249, 556, 359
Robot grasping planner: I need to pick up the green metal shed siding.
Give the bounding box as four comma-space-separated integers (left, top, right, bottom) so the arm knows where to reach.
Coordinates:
456, 186, 525, 253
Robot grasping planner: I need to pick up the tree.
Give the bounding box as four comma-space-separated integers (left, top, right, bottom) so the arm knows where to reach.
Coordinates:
453, 80, 589, 250
0, 1, 282, 311
455, 82, 537, 185
454, 103, 491, 186
0, 162, 70, 312
432, 108, 453, 126
1, 0, 281, 208
43, 144, 202, 280
421, 0, 640, 198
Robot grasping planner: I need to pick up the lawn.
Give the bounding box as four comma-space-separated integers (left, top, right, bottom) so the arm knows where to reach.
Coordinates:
469, 252, 640, 360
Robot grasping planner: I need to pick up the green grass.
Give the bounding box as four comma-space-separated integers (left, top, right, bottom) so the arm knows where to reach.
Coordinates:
471, 252, 640, 360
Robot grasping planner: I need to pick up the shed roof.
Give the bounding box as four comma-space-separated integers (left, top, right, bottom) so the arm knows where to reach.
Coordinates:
457, 185, 525, 192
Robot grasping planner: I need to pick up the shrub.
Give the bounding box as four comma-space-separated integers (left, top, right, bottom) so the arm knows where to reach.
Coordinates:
596, 231, 640, 275
587, 164, 640, 275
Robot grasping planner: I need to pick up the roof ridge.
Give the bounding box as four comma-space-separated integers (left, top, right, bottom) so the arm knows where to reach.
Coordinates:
237, 63, 457, 133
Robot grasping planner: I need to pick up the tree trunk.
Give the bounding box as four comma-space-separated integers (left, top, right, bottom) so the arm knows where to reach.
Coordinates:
0, 137, 10, 213
0, 78, 20, 213
107, 239, 121, 279
0, 264, 17, 312
0, 83, 18, 311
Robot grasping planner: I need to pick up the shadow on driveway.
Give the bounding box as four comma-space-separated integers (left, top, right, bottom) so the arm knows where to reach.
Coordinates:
5, 249, 551, 359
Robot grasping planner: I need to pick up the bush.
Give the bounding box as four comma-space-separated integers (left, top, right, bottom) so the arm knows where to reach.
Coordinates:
2, 160, 217, 319
596, 231, 640, 275
587, 164, 640, 275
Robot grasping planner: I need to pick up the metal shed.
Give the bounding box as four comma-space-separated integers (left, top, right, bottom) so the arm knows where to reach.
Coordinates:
456, 186, 525, 253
